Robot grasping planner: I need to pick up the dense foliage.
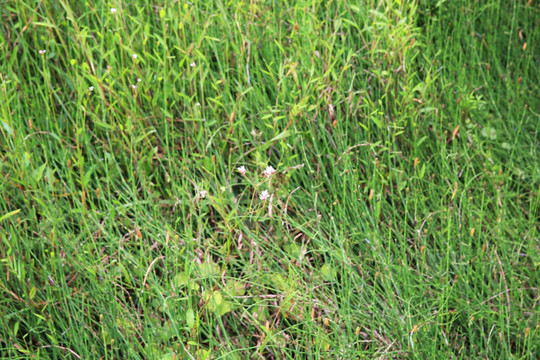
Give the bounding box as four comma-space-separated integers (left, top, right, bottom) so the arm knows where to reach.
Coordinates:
1, 0, 538, 358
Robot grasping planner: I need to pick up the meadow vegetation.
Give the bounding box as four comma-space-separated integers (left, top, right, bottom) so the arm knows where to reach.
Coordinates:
0, 0, 538, 358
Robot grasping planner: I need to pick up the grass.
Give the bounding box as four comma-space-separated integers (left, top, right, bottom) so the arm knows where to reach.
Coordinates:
0, 0, 538, 358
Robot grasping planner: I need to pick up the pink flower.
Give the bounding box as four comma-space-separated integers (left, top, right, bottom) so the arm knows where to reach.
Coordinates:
259, 190, 270, 201
38, 50, 46, 55
237, 166, 247, 175
263, 166, 276, 177
199, 190, 208, 198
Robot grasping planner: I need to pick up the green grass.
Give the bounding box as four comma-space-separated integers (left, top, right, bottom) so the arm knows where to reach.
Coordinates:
1, 0, 538, 358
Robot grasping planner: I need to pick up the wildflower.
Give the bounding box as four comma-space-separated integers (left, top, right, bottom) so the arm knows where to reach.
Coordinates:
88, 86, 94, 91
237, 166, 247, 175
190, 61, 196, 67
199, 190, 208, 198
132, 53, 138, 59
110, 8, 117, 13
38, 50, 46, 55
263, 166, 276, 177
131, 84, 137, 89
259, 190, 270, 201
137, 78, 142, 82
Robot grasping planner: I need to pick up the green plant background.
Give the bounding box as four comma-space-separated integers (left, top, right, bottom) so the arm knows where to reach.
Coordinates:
0, 0, 538, 358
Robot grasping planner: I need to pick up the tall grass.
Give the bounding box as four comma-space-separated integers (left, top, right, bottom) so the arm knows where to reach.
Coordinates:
1, 0, 538, 358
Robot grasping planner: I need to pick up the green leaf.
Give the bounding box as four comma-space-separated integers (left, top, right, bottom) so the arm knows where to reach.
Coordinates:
261, 130, 294, 150
197, 261, 220, 278
101, 329, 112, 345
481, 127, 497, 140
29, 286, 37, 300
284, 242, 302, 260
33, 163, 47, 183
205, 290, 232, 316
196, 349, 210, 360
269, 273, 289, 292
280, 292, 303, 321
186, 308, 196, 329
206, 290, 223, 312
320, 264, 337, 281
174, 272, 189, 286
173, 272, 198, 290
224, 280, 245, 297
419, 163, 426, 179
0, 209, 21, 223
315, 334, 331, 351
1, 121, 13, 136
83, 165, 97, 187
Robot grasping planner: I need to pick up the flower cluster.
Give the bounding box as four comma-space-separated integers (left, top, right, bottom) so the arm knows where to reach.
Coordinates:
259, 190, 270, 201
263, 166, 276, 177
197, 165, 277, 203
